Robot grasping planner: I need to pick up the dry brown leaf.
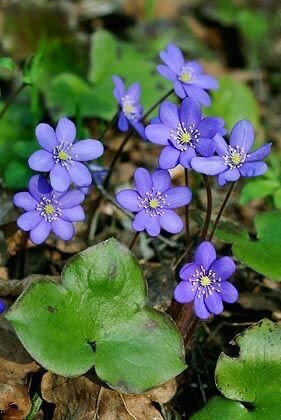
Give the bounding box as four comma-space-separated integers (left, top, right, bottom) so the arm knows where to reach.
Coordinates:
41, 373, 177, 420
0, 318, 39, 419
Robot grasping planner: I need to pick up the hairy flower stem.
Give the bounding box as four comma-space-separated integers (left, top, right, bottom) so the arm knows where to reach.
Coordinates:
200, 175, 212, 241
208, 182, 236, 241
18, 232, 29, 279
99, 111, 118, 141
0, 83, 26, 121
184, 169, 191, 247
103, 88, 174, 189
129, 232, 140, 250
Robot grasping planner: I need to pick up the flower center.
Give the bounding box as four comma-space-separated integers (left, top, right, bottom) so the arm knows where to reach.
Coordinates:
223, 146, 248, 169
189, 267, 221, 298
36, 196, 62, 222
121, 96, 137, 120
138, 187, 170, 217
53, 142, 73, 168
178, 66, 194, 84
200, 275, 211, 286
170, 123, 200, 151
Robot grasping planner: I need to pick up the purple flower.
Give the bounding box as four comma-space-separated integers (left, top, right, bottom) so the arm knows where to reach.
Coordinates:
0, 300, 5, 314
112, 75, 146, 139
191, 120, 272, 186
28, 117, 104, 193
14, 175, 85, 245
145, 98, 226, 169
158, 44, 218, 106
116, 168, 192, 236
174, 241, 238, 319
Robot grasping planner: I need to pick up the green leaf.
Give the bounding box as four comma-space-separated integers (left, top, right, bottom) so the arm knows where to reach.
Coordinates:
216, 211, 281, 281
0, 57, 16, 73
209, 76, 260, 133
6, 238, 185, 393
88, 30, 117, 85
273, 189, 281, 209
192, 319, 281, 419
239, 180, 279, 205
3, 161, 33, 189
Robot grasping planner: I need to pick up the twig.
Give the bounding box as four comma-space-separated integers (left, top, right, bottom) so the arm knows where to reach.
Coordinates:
129, 232, 140, 250
200, 175, 212, 241
0, 83, 26, 120
93, 386, 103, 420
119, 393, 137, 420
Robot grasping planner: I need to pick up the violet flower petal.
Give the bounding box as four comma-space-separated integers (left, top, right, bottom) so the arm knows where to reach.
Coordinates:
134, 168, 152, 197
217, 168, 240, 186
229, 119, 254, 152
179, 263, 200, 281
71, 140, 104, 161
179, 97, 202, 128
117, 112, 129, 132
195, 241, 216, 270
157, 64, 177, 81
28, 150, 54, 172
145, 216, 161, 236
160, 44, 184, 73
50, 165, 71, 192
159, 209, 183, 234
191, 156, 227, 175
185, 61, 203, 74
145, 124, 170, 145
56, 117, 76, 144
61, 206, 85, 222
52, 219, 75, 240
17, 211, 41, 231
220, 281, 239, 303
132, 210, 150, 232
126, 82, 141, 102
179, 147, 196, 168
29, 175, 52, 200
194, 296, 210, 319
247, 143, 272, 163
195, 138, 216, 157
174, 281, 196, 303
165, 186, 192, 208
112, 75, 125, 102
183, 85, 211, 106
68, 161, 92, 187
173, 81, 186, 98
116, 190, 140, 212
205, 292, 223, 315
192, 75, 218, 90
214, 133, 229, 156
30, 220, 52, 245
151, 169, 171, 192
13, 192, 37, 211
210, 257, 236, 281
59, 190, 85, 208
35, 123, 57, 152
240, 162, 268, 177
159, 146, 181, 169
197, 117, 226, 138
159, 102, 179, 127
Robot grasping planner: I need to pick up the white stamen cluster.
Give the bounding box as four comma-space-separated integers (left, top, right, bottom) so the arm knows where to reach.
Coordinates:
189, 267, 221, 299
170, 123, 200, 151
223, 145, 248, 169
137, 187, 170, 217
178, 66, 194, 83
53, 142, 76, 169
121, 95, 137, 121
36, 196, 62, 222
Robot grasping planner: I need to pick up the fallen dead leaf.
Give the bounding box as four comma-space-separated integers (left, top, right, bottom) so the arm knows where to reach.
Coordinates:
41, 373, 177, 420
0, 317, 39, 419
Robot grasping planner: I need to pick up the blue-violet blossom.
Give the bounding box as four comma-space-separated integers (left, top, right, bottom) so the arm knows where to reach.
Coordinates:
174, 241, 238, 319
28, 117, 104, 192
14, 175, 85, 245
112, 75, 146, 139
158, 44, 218, 106
0, 300, 5, 314
145, 97, 225, 169
116, 168, 192, 236
191, 120, 272, 186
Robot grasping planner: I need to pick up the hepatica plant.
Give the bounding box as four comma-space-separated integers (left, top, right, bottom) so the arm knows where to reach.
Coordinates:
4, 41, 277, 410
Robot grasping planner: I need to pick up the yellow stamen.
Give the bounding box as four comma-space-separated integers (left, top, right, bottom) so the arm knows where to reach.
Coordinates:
123, 103, 134, 114
149, 199, 159, 209
181, 132, 191, 143
45, 204, 55, 215
180, 72, 191, 83
231, 153, 242, 165
58, 151, 69, 161
200, 276, 211, 286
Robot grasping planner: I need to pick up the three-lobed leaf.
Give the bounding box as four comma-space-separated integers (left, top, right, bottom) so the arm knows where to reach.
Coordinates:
192, 319, 281, 419
6, 238, 186, 393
